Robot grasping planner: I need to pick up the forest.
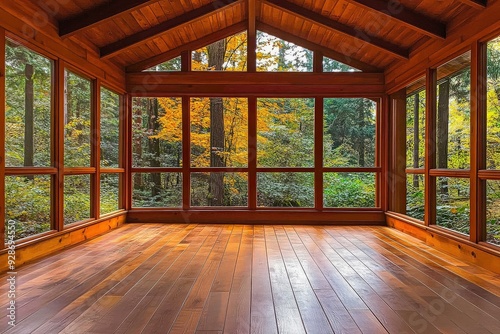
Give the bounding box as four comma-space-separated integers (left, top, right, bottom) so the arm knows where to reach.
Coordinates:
4, 32, 500, 247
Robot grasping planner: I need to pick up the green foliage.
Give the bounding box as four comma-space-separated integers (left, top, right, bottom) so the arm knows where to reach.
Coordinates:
133, 173, 182, 207
323, 173, 375, 208
64, 175, 91, 225
5, 176, 51, 240
257, 173, 314, 207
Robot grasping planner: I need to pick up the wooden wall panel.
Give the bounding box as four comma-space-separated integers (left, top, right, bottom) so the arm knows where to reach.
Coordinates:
0, 214, 126, 272
127, 210, 386, 224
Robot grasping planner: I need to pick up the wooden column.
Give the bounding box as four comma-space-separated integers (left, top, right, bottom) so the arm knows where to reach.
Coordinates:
314, 97, 324, 210
181, 50, 191, 72
92, 79, 101, 219
470, 40, 487, 243
388, 90, 407, 213
182, 96, 190, 210
425, 68, 437, 226
55, 60, 66, 231
0, 28, 6, 247
313, 51, 323, 74
248, 97, 257, 209
247, 0, 257, 72
123, 94, 131, 210
380, 95, 389, 211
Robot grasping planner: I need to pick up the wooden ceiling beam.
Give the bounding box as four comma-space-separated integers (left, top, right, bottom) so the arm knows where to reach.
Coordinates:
59, 0, 159, 37
100, 0, 241, 59
126, 22, 247, 72
348, 0, 446, 39
265, 0, 409, 59
456, 0, 487, 9
257, 22, 382, 72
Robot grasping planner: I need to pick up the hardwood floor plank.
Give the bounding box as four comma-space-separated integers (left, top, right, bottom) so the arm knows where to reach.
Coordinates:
2, 224, 499, 334
250, 226, 278, 334
264, 226, 306, 334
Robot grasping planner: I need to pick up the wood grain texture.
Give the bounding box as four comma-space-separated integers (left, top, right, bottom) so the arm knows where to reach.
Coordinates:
1, 223, 500, 333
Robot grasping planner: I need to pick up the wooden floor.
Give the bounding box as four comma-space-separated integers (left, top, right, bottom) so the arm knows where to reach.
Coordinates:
2, 224, 500, 334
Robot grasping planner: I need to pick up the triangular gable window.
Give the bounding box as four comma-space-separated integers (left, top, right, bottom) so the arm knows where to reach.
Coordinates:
143, 56, 181, 72
257, 31, 313, 72
323, 56, 360, 72
192, 31, 248, 71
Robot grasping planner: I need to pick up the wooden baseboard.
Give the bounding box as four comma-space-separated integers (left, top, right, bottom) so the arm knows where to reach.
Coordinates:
0, 214, 126, 273
127, 209, 386, 225
386, 213, 500, 275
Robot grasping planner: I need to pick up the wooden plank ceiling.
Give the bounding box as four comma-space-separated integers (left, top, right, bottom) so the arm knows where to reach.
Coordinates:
28, 0, 488, 72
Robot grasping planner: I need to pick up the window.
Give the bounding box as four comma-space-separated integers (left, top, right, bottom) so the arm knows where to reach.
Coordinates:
434, 52, 471, 234
192, 32, 247, 71
100, 87, 122, 215
323, 57, 360, 72
64, 70, 93, 224
64, 71, 91, 167
132, 97, 183, 208
4, 41, 53, 240
144, 56, 181, 71
258, 98, 314, 168
405, 77, 426, 221
485, 36, 500, 245
257, 31, 313, 72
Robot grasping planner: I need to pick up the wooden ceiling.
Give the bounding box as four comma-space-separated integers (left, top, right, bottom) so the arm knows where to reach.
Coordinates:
29, 0, 489, 72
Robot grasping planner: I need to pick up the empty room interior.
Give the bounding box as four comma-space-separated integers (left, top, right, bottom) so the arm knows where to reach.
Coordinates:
1, 0, 500, 333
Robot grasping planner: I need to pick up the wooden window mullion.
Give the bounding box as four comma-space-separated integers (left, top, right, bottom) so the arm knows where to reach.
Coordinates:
425, 68, 437, 227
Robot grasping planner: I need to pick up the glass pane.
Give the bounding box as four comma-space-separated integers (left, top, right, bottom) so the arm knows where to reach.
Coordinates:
101, 174, 120, 215
324, 173, 376, 208
132, 173, 182, 208
191, 172, 248, 207
192, 32, 247, 71
64, 175, 91, 225
132, 97, 182, 167
487, 36, 500, 169
144, 56, 181, 71
100, 87, 120, 168
257, 98, 314, 167
323, 98, 376, 167
486, 180, 500, 246
436, 177, 470, 235
257, 173, 314, 207
191, 97, 248, 167
5, 175, 51, 240
406, 88, 426, 169
436, 52, 471, 170
65, 71, 91, 167
257, 31, 313, 72
406, 174, 425, 221
323, 56, 360, 72
5, 41, 52, 167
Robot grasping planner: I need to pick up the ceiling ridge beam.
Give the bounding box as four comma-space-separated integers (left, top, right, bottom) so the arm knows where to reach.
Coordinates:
100, 0, 241, 59
256, 21, 382, 72
126, 21, 247, 72
265, 0, 409, 59
348, 0, 446, 39
59, 0, 160, 38
457, 0, 487, 9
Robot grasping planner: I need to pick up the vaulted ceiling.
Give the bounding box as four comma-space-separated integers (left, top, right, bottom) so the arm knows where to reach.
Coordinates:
32, 0, 489, 72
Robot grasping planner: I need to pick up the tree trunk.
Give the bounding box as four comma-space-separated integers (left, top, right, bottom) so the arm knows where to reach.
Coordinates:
437, 80, 450, 196
207, 40, 226, 206
413, 93, 420, 187
148, 98, 161, 197
24, 64, 34, 168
